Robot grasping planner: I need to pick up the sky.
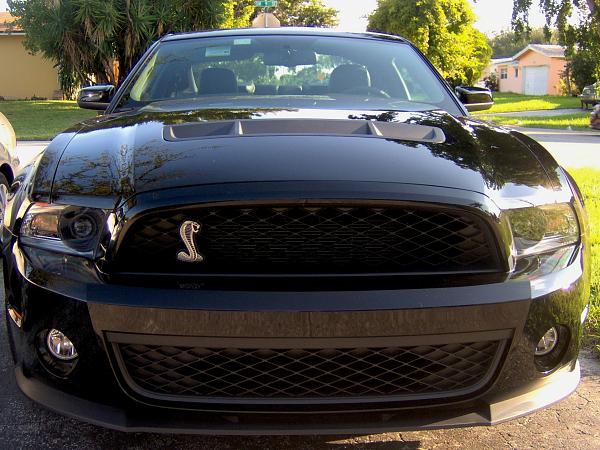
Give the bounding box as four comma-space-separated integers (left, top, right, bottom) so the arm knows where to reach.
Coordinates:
323, 0, 548, 34
1, 0, 549, 35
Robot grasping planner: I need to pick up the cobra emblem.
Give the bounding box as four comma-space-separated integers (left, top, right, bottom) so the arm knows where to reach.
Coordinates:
177, 220, 204, 263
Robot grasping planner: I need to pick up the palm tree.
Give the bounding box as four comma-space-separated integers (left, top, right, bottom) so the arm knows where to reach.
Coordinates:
8, 0, 254, 95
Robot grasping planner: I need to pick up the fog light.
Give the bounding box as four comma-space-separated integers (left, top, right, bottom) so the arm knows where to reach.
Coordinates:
46, 329, 78, 360
535, 327, 559, 356
71, 214, 96, 239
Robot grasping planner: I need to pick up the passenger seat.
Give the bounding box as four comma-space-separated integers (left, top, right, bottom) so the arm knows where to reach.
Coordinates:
198, 68, 238, 95
254, 85, 278, 95
328, 64, 371, 93
277, 85, 302, 95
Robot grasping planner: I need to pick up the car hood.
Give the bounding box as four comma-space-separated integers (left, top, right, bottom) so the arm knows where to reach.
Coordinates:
45, 108, 562, 208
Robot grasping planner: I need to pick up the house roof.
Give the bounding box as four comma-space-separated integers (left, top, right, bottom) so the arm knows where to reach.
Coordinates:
490, 57, 513, 65
513, 44, 565, 60
0, 12, 21, 33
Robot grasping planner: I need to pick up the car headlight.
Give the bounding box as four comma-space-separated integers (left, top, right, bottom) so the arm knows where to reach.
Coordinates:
506, 203, 579, 277
20, 203, 108, 255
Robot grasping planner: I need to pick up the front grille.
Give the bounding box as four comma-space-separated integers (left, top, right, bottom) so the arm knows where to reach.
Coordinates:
114, 203, 500, 274
115, 339, 503, 401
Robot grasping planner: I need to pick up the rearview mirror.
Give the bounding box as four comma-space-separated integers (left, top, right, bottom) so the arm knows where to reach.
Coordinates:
455, 86, 493, 112
77, 85, 115, 111
263, 48, 317, 67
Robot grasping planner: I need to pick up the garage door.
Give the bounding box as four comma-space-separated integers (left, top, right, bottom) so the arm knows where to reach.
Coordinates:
523, 66, 549, 95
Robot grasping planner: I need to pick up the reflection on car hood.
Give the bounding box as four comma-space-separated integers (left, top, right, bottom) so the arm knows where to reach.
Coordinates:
44, 108, 562, 208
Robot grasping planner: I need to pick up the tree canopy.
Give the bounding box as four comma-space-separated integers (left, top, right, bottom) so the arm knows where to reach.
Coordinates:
488, 27, 558, 58
367, 0, 492, 87
266, 0, 338, 27
8, 0, 339, 97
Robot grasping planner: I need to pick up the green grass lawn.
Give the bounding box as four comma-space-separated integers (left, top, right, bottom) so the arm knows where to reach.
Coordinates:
568, 168, 600, 355
482, 112, 591, 131
0, 95, 590, 138
473, 92, 582, 114
0, 100, 96, 140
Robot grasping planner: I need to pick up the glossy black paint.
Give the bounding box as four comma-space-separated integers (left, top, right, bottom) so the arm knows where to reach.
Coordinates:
454, 86, 494, 112
77, 85, 115, 111
37, 108, 560, 205
1, 29, 591, 434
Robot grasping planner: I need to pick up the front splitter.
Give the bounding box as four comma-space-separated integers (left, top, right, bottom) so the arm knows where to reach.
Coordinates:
14, 362, 580, 435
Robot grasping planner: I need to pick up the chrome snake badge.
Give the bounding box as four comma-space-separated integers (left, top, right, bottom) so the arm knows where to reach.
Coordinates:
177, 221, 204, 263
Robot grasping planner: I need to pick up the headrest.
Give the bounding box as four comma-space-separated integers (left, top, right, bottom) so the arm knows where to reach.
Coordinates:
198, 68, 238, 95
329, 64, 371, 93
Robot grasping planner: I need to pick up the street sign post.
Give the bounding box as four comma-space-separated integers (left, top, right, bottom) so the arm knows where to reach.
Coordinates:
254, 0, 278, 28
254, 1, 277, 7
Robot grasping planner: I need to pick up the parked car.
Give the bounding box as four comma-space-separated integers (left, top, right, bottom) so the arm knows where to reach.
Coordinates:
3, 28, 589, 435
0, 111, 18, 192
591, 103, 600, 129
580, 82, 599, 109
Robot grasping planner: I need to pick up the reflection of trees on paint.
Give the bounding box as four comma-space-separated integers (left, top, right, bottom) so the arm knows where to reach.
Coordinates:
62, 107, 560, 197
52, 143, 190, 199
76, 108, 280, 132
348, 111, 559, 190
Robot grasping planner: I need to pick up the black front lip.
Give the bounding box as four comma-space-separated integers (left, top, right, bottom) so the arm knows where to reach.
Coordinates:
15, 362, 580, 435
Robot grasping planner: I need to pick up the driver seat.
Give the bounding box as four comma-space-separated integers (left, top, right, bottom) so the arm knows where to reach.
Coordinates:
198, 68, 238, 95
329, 64, 371, 93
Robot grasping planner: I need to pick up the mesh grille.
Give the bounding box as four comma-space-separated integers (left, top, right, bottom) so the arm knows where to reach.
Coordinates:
115, 204, 499, 274
117, 340, 501, 400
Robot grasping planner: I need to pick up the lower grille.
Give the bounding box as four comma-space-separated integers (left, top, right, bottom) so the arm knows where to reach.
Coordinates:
114, 202, 500, 275
113, 337, 505, 402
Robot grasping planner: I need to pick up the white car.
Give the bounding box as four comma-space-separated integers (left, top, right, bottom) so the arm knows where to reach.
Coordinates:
0, 111, 18, 189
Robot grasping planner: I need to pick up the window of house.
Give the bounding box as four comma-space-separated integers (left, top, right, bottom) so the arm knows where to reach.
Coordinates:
500, 68, 508, 79
514, 68, 519, 78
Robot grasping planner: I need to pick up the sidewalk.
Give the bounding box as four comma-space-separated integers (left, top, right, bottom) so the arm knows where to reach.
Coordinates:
513, 126, 600, 137
14, 141, 48, 170
479, 108, 584, 117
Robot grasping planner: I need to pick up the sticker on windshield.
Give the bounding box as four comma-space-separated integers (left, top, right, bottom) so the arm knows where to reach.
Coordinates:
205, 46, 231, 57
234, 38, 252, 45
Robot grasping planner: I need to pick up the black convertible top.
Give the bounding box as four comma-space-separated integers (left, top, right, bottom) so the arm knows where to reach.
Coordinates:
160, 26, 408, 44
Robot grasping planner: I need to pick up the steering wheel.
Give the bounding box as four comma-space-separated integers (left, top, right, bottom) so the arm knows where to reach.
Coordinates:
342, 86, 391, 98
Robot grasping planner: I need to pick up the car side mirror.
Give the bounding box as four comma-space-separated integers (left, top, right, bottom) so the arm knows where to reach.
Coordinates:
455, 86, 493, 112
77, 85, 115, 111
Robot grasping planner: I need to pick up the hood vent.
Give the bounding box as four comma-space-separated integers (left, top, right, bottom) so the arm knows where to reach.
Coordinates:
164, 119, 445, 144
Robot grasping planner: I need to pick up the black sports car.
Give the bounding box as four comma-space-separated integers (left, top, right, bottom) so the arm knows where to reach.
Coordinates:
2, 28, 590, 435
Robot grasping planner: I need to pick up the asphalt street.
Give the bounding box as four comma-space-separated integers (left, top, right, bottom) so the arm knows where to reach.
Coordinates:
515, 128, 600, 169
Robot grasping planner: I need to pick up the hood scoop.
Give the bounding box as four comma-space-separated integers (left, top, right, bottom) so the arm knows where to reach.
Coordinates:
164, 119, 445, 144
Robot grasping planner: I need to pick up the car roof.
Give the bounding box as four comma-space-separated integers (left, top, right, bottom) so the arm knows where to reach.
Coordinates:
160, 27, 408, 44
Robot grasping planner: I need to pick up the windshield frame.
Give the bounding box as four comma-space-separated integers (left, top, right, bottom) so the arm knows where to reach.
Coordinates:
107, 32, 467, 116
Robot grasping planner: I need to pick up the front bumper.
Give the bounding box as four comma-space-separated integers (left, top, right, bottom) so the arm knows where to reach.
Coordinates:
15, 362, 580, 435
4, 241, 590, 434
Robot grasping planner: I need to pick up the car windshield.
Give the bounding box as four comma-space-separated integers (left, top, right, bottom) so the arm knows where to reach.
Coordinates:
116, 34, 460, 114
